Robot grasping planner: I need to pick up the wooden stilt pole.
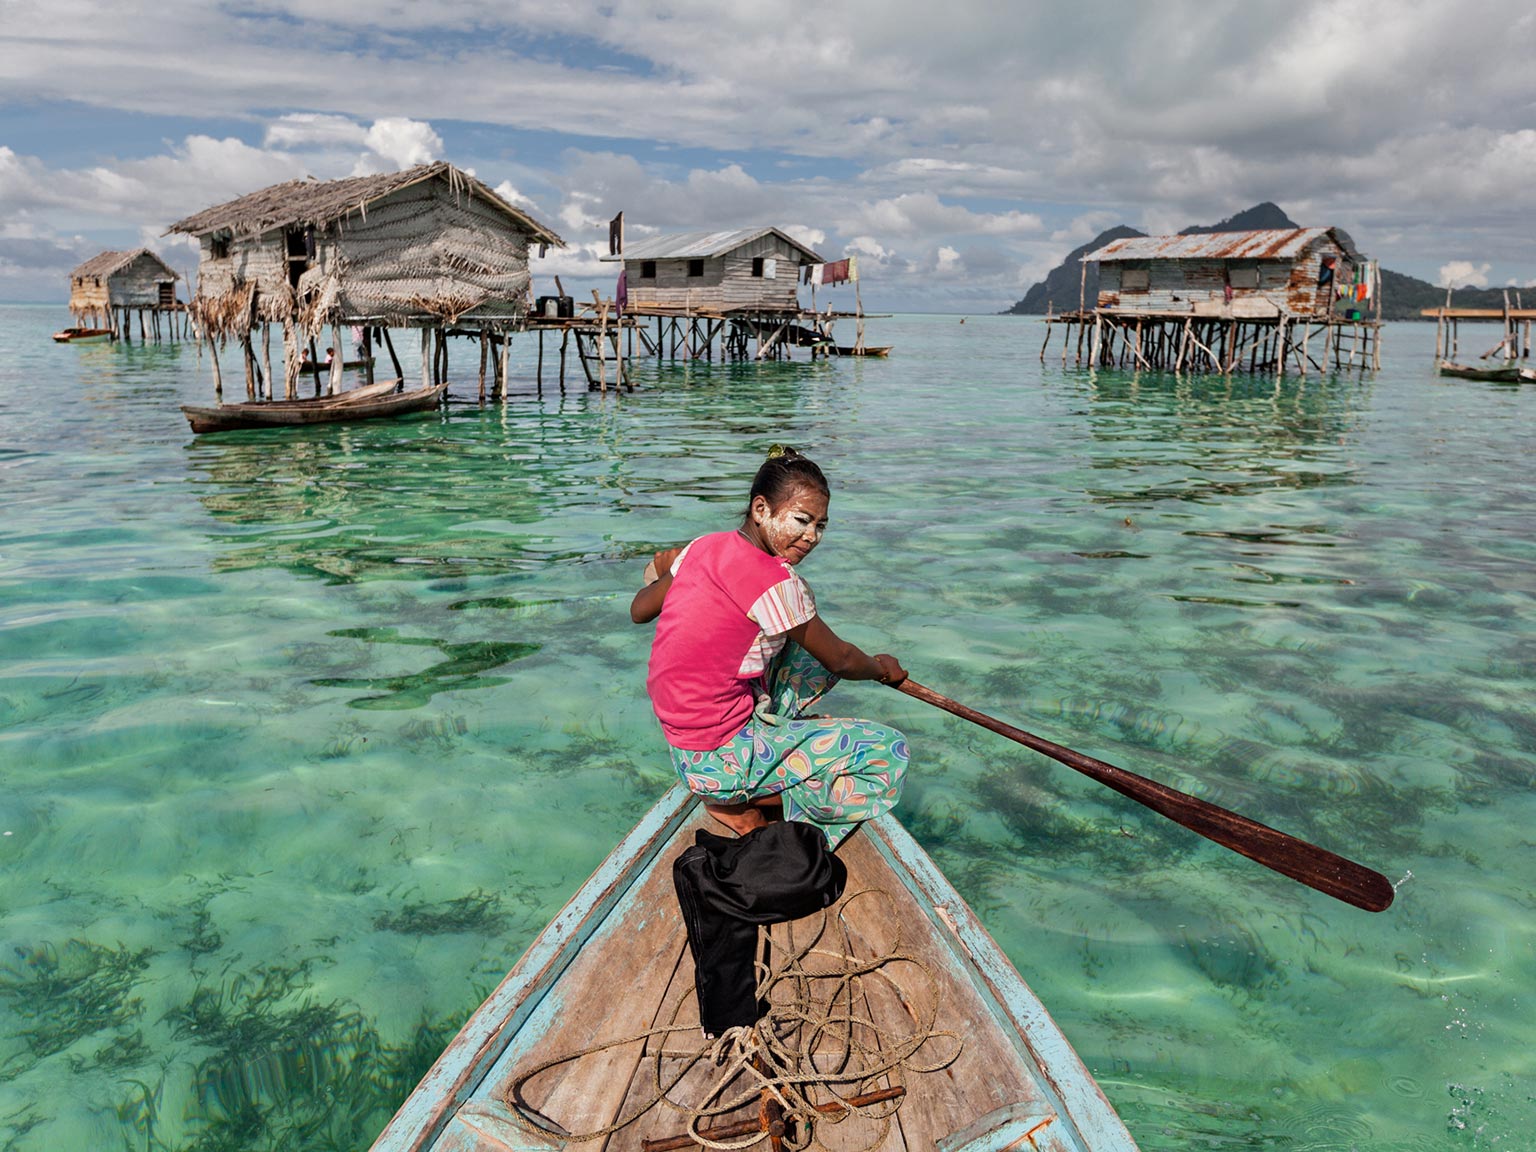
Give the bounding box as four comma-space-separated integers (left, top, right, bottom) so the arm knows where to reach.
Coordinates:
242, 333, 256, 400
478, 327, 488, 402
381, 326, 403, 382
263, 322, 274, 399
207, 332, 223, 403
500, 323, 511, 399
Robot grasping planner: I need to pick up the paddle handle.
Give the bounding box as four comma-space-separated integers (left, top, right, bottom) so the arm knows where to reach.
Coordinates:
893, 679, 1394, 913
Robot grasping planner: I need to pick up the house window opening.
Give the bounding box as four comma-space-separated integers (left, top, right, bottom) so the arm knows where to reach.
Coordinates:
687, 259, 705, 278
1228, 263, 1260, 290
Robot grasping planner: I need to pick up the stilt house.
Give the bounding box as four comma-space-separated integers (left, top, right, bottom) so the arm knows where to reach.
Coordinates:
1086, 228, 1365, 319
605, 228, 822, 313
167, 162, 563, 397
68, 248, 181, 329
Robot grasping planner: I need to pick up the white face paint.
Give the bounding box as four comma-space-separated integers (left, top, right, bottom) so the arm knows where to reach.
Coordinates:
755, 487, 829, 565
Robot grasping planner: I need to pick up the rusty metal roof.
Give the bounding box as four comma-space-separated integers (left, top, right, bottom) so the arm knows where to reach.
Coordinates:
1085, 227, 1359, 263
602, 227, 823, 264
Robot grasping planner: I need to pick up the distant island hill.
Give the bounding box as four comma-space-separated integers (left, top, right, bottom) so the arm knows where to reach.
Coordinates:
1006, 202, 1511, 322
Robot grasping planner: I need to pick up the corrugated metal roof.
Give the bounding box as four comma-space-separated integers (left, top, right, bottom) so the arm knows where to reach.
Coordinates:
1085, 227, 1358, 263
604, 227, 823, 263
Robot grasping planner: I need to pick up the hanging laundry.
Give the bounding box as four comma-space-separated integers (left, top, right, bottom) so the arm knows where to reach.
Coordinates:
821, 259, 851, 286
848, 254, 859, 283
803, 263, 824, 286
616, 268, 627, 313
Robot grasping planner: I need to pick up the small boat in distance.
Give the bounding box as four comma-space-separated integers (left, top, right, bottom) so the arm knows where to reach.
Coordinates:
830, 345, 892, 357
368, 785, 1140, 1152
180, 379, 446, 434
53, 327, 115, 343
1438, 359, 1535, 382
302, 356, 376, 373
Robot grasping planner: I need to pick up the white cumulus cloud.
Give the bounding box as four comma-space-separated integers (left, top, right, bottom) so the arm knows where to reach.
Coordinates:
362, 119, 443, 169
1439, 260, 1491, 288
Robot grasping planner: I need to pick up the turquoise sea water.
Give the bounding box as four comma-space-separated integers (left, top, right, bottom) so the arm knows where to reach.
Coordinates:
1, 303, 1531, 1150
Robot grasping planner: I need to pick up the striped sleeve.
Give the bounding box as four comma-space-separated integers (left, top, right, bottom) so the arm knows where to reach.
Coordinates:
746, 569, 816, 636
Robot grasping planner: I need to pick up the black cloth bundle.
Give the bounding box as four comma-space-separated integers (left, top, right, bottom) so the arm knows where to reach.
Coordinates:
672, 821, 847, 1037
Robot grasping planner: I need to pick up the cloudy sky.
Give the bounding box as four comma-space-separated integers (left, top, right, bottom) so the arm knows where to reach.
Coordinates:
3, 0, 1535, 312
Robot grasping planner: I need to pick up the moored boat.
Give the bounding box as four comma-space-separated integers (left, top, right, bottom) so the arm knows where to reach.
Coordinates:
52, 326, 115, 343
1438, 359, 1530, 382
830, 345, 892, 357
368, 785, 1139, 1151
302, 356, 377, 373
180, 379, 446, 434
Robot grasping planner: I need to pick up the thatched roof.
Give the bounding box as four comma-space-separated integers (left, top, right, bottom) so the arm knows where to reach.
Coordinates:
71, 248, 180, 281
166, 162, 564, 247
603, 227, 822, 264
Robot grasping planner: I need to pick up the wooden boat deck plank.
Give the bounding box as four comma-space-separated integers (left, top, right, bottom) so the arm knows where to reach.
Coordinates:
833, 833, 1062, 1149
487, 817, 702, 1142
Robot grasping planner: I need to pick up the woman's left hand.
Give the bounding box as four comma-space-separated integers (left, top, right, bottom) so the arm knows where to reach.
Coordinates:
873, 653, 907, 687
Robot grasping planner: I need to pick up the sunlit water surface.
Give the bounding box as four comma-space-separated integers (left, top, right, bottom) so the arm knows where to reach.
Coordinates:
2, 305, 1532, 1150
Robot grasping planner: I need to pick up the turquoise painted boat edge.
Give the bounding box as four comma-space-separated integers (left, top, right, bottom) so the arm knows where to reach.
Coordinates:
369, 783, 698, 1152
865, 812, 1141, 1152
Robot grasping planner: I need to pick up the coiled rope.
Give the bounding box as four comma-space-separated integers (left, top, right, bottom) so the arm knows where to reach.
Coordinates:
505, 889, 963, 1150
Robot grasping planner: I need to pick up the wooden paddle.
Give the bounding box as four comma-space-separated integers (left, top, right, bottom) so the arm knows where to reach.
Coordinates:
891, 678, 1395, 912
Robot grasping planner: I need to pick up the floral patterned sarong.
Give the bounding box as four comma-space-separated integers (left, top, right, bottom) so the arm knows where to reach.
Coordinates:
669, 643, 908, 849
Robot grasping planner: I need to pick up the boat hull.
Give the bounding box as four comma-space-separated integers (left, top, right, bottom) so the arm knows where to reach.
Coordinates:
53, 327, 115, 343
180, 380, 445, 433
1438, 359, 1534, 382
369, 786, 1138, 1151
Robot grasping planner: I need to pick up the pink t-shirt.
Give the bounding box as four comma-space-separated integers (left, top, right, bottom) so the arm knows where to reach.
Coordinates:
646, 531, 816, 750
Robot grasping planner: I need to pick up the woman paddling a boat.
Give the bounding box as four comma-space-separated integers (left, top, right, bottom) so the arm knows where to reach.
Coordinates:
631, 446, 908, 849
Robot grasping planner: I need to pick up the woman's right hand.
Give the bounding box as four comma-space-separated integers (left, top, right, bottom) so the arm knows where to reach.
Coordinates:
644, 547, 680, 584
873, 653, 907, 687
632, 547, 682, 623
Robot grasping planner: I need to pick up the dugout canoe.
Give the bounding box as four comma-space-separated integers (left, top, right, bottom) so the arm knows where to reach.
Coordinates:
1437, 359, 1533, 382
830, 345, 892, 357
368, 785, 1139, 1152
180, 380, 446, 434
52, 326, 115, 343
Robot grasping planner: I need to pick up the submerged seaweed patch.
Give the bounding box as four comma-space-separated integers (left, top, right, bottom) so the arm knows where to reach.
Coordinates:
146, 955, 464, 1152
0, 939, 154, 1070
312, 627, 539, 709
373, 889, 510, 936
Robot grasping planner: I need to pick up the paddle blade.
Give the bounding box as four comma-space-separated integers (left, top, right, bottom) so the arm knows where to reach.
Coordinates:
895, 679, 1395, 913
